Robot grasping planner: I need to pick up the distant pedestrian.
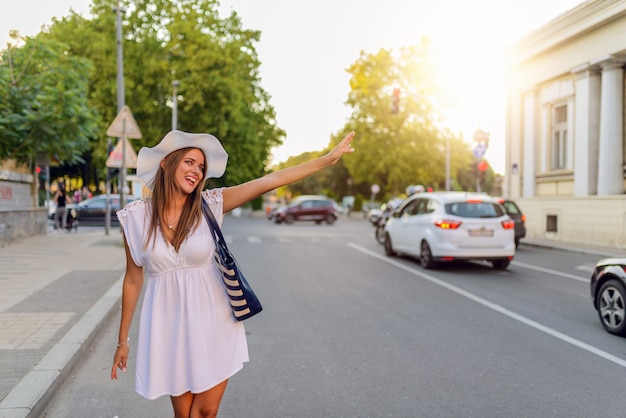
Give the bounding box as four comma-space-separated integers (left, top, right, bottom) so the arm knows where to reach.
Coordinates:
81, 186, 92, 201
53, 183, 70, 231
110, 129, 355, 417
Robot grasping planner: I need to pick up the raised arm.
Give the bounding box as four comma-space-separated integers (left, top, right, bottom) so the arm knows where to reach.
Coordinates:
222, 131, 355, 213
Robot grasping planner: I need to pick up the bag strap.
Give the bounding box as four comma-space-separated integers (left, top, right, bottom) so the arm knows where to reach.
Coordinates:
201, 199, 231, 257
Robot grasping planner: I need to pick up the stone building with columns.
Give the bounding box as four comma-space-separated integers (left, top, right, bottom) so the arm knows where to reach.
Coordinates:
504, 0, 626, 248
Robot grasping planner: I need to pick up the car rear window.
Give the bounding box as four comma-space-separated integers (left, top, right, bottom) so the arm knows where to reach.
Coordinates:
501, 201, 521, 215
445, 202, 505, 218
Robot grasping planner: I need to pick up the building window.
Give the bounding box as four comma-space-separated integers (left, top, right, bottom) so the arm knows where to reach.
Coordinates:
546, 214, 558, 232
551, 104, 567, 170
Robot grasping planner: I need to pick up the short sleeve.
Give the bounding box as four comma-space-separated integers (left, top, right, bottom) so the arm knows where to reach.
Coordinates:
202, 188, 225, 226
116, 199, 148, 267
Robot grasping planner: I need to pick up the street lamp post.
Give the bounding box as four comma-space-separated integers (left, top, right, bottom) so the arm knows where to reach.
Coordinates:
172, 80, 180, 130
106, 0, 126, 235
445, 134, 451, 191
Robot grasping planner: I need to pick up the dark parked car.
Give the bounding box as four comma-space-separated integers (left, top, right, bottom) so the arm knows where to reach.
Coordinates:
272, 195, 339, 225
590, 257, 626, 336
496, 198, 527, 248
75, 194, 140, 226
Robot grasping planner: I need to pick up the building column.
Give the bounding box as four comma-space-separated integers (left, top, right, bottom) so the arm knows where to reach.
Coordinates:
572, 64, 601, 196
522, 89, 537, 197
597, 57, 625, 195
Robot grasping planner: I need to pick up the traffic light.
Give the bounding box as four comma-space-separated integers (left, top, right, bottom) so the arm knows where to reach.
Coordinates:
107, 141, 118, 180
36, 166, 47, 190
108, 167, 119, 179
391, 88, 400, 114
477, 160, 488, 183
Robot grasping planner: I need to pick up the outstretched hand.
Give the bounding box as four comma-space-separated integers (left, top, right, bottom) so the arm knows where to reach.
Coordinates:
325, 131, 356, 165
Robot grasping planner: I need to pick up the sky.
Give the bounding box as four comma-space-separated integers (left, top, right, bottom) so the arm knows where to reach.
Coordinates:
2, 0, 585, 174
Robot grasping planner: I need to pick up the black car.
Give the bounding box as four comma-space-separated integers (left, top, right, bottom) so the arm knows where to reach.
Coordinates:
590, 258, 626, 336
496, 198, 527, 248
75, 194, 140, 226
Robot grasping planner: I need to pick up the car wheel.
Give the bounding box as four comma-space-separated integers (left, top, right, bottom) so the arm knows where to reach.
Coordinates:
597, 279, 626, 336
285, 214, 295, 224
325, 214, 336, 224
492, 259, 510, 270
384, 233, 395, 256
375, 225, 385, 245
420, 241, 437, 269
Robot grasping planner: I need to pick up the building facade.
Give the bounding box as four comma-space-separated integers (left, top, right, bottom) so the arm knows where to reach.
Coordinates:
0, 161, 47, 244
505, 0, 626, 248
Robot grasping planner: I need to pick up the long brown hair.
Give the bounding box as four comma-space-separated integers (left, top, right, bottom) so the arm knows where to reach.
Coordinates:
144, 147, 207, 252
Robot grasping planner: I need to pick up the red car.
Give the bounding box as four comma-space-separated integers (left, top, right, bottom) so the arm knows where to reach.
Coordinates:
272, 195, 339, 225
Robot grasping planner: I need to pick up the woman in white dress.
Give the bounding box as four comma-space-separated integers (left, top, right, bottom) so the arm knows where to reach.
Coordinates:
110, 129, 355, 418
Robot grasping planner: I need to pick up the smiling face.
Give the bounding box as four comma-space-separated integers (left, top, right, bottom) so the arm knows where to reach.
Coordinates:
172, 148, 206, 195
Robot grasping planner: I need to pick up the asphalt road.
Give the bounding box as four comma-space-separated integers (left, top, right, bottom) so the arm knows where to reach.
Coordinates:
43, 216, 626, 418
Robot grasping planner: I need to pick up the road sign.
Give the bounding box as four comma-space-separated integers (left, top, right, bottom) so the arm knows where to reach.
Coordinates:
473, 143, 487, 159
106, 105, 142, 139
106, 138, 138, 168
473, 129, 489, 144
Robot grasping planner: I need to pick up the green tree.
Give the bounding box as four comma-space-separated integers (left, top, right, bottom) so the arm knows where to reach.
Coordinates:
40, 0, 284, 189
0, 36, 99, 168
340, 38, 475, 198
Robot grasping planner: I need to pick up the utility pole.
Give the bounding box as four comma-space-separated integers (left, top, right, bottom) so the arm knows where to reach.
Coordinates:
172, 80, 180, 130
106, 0, 126, 235
116, 0, 127, 210
445, 134, 451, 191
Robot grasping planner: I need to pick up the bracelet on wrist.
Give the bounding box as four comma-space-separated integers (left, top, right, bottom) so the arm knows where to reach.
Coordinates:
117, 338, 130, 348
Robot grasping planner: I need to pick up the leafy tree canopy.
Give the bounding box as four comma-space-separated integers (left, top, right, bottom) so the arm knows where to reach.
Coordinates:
339, 38, 477, 199
3, 0, 284, 188
0, 36, 99, 167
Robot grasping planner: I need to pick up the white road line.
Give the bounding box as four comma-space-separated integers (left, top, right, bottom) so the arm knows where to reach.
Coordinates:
348, 242, 626, 369
247, 236, 262, 244
511, 260, 589, 283
576, 265, 595, 273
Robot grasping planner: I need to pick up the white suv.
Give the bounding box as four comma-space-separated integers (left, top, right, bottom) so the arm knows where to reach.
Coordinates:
384, 192, 515, 269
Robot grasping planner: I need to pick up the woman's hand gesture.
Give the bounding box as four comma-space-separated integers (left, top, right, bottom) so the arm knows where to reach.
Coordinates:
325, 131, 355, 165
111, 344, 129, 380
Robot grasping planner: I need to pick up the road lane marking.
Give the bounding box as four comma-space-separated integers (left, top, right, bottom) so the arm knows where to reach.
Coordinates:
576, 265, 595, 273
348, 242, 626, 369
510, 260, 589, 283
247, 236, 262, 244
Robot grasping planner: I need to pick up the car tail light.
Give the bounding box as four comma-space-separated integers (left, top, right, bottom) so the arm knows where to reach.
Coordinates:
521, 214, 526, 222
465, 199, 484, 204
434, 219, 462, 229
501, 219, 515, 229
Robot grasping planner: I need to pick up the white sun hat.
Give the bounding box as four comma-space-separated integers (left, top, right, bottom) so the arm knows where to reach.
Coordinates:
136, 130, 228, 189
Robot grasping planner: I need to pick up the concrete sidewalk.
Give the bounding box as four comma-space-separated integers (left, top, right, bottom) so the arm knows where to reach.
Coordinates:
0, 216, 624, 418
0, 225, 126, 418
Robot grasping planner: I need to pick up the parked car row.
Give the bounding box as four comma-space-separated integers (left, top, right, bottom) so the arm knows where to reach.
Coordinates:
49, 194, 140, 227
54, 190, 623, 339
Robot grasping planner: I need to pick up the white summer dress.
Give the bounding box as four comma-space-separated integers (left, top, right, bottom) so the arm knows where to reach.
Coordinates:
116, 188, 249, 400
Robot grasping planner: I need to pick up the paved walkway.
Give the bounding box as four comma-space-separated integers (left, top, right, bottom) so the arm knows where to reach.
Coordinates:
0, 225, 126, 418
0, 216, 623, 418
